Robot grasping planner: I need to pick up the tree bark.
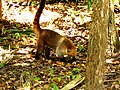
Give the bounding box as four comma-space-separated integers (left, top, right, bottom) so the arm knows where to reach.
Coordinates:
108, 0, 120, 53
85, 0, 108, 90
0, 0, 2, 34
0, 0, 2, 20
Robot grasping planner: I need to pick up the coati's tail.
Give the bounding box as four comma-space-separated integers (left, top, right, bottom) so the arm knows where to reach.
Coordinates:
33, 0, 46, 34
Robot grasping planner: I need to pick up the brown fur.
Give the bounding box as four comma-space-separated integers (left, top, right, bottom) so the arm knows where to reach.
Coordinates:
33, 0, 77, 59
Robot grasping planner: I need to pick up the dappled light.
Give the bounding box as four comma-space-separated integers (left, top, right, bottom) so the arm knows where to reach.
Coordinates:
13, 62, 30, 66
2, 1, 61, 24
0, 0, 120, 90
0, 47, 12, 62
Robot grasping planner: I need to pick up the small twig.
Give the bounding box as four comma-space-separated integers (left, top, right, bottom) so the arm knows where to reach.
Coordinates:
104, 80, 118, 82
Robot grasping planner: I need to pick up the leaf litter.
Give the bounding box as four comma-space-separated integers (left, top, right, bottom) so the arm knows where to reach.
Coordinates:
0, 1, 120, 90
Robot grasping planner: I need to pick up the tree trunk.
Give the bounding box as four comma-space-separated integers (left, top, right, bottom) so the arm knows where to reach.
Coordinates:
85, 0, 108, 90
108, 0, 120, 53
0, 0, 2, 34
0, 0, 2, 20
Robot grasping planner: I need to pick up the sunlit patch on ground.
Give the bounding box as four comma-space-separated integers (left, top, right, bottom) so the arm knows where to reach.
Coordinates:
0, 1, 120, 90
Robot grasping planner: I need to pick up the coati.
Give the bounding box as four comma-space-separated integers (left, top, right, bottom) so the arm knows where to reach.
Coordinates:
33, 0, 77, 60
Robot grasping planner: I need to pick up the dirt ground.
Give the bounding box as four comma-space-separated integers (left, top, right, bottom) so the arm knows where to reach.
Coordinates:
0, 1, 120, 90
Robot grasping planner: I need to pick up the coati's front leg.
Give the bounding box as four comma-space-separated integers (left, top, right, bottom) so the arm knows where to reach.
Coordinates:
35, 45, 50, 60
35, 37, 51, 59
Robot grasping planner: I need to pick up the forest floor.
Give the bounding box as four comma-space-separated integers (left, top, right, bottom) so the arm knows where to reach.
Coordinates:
0, 1, 120, 90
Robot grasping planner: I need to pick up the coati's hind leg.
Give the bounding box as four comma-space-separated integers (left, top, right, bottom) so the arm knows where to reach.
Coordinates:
44, 46, 50, 58
35, 38, 44, 60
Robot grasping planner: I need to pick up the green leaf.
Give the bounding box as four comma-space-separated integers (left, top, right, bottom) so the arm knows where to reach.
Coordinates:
78, 45, 85, 53
34, 77, 41, 81
0, 62, 5, 68
25, 71, 30, 75
48, 68, 54, 75
51, 83, 59, 90
72, 75, 77, 80
0, 36, 12, 41
88, 0, 92, 11
13, 33, 21, 39
72, 68, 81, 75
58, 77, 62, 82
118, 81, 120, 84
73, 68, 80, 71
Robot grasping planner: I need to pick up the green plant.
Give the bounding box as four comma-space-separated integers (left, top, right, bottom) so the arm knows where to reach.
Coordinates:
57, 77, 62, 82
0, 62, 5, 68
48, 68, 54, 76
88, 0, 92, 11
72, 68, 81, 75
13, 33, 21, 39
33, 77, 41, 81
78, 45, 85, 52
48, 83, 59, 90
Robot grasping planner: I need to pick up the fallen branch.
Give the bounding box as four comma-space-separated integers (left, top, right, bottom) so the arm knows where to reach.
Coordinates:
60, 75, 85, 90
